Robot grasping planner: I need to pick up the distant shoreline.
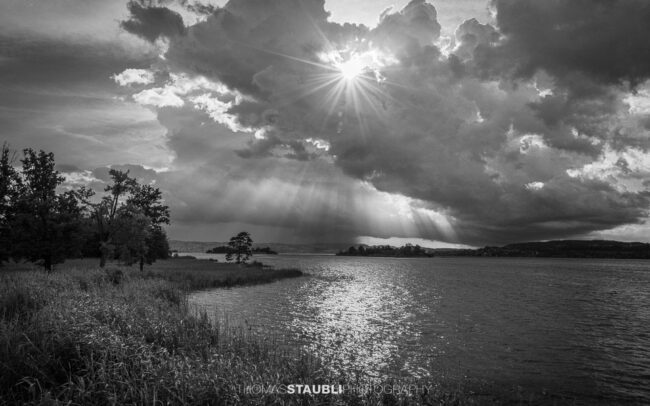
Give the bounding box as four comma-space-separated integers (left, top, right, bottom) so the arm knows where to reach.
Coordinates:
172, 239, 650, 259
180, 251, 650, 261
335, 239, 650, 260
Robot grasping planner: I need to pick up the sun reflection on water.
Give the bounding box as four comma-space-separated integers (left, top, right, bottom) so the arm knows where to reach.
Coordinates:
189, 256, 650, 403
290, 274, 411, 377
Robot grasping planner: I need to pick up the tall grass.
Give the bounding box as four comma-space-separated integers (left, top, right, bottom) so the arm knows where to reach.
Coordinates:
0, 264, 481, 405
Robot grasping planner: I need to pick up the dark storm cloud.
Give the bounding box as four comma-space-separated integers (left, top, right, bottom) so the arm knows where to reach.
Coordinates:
526, 88, 624, 155
112, 0, 650, 244
484, 0, 650, 86
453, 178, 650, 245
121, 1, 187, 43
160, 0, 365, 97
139, 105, 453, 243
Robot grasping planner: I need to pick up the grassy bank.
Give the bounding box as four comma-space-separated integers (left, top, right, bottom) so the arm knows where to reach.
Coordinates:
0, 260, 478, 405
139, 258, 304, 290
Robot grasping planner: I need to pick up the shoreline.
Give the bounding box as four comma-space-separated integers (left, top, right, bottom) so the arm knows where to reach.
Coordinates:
0, 258, 563, 405
145, 257, 305, 290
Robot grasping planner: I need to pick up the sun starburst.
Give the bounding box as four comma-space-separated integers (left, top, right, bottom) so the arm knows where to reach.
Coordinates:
336, 56, 366, 81
247, 44, 397, 139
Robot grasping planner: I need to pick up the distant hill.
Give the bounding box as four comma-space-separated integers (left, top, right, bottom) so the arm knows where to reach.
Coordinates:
433, 240, 650, 259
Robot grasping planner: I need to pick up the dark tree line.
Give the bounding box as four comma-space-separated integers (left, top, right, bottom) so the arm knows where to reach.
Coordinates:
336, 244, 432, 257
0, 144, 170, 271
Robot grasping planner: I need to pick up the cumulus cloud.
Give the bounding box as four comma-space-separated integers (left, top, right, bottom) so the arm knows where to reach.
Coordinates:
133, 87, 185, 107
372, 0, 441, 54
109, 0, 650, 244
112, 68, 155, 86
484, 0, 650, 87
453, 18, 498, 62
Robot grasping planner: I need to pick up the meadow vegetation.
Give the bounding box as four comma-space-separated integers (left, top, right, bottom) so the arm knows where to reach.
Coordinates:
137, 258, 303, 290
0, 259, 481, 405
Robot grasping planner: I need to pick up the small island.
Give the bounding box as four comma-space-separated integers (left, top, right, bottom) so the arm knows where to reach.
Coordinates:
337, 244, 433, 257
207, 245, 278, 255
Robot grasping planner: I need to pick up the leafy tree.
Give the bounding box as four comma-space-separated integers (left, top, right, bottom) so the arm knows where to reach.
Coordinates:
111, 204, 170, 271
77, 169, 169, 269
128, 183, 170, 270
111, 204, 151, 268
127, 183, 170, 227
11, 149, 83, 271
0, 145, 171, 270
78, 170, 137, 267
75, 170, 136, 267
225, 231, 253, 264
145, 227, 170, 262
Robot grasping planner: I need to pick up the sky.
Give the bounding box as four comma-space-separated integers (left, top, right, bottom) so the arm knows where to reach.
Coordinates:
1, 0, 649, 247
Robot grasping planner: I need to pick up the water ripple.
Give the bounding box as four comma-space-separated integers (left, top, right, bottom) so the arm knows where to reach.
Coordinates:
189, 256, 650, 404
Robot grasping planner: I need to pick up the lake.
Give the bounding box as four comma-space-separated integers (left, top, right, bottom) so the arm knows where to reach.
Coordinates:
188, 255, 650, 404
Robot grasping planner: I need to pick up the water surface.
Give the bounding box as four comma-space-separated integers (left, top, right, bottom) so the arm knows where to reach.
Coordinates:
189, 255, 650, 404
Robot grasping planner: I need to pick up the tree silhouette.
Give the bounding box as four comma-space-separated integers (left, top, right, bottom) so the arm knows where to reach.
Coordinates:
127, 183, 170, 270
127, 184, 170, 227
78, 169, 169, 269
0, 145, 171, 270
11, 149, 83, 271
77, 170, 137, 267
111, 204, 151, 269
225, 231, 253, 264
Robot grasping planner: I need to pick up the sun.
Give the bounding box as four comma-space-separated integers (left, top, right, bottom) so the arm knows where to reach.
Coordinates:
336, 57, 366, 81
270, 47, 393, 128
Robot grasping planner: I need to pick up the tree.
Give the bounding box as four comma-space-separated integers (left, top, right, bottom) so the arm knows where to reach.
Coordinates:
0, 145, 171, 270
77, 169, 170, 270
145, 227, 170, 265
11, 149, 83, 271
127, 183, 170, 270
111, 204, 151, 269
127, 183, 170, 227
111, 205, 170, 271
75, 170, 137, 267
225, 231, 253, 264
